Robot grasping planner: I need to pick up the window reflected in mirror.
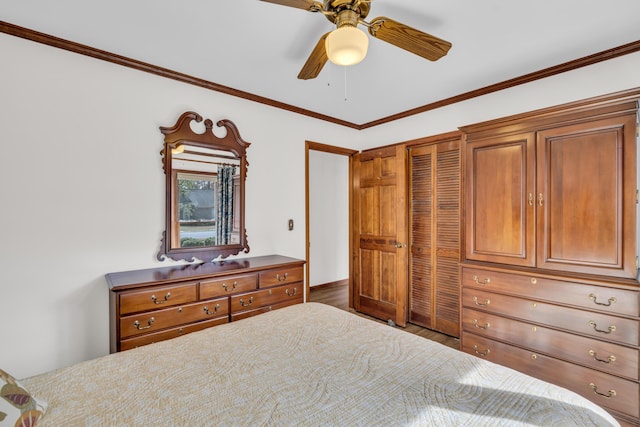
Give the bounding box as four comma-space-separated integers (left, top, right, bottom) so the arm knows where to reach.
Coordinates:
172, 146, 241, 248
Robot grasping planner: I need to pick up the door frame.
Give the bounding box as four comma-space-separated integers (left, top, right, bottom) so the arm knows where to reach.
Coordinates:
305, 141, 358, 305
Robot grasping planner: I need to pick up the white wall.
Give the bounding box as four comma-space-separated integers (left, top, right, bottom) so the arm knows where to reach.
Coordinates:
2, 31, 639, 379
358, 52, 640, 148
0, 33, 358, 379
309, 151, 349, 286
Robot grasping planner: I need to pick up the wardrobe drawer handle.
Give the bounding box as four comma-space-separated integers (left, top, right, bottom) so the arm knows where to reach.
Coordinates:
473, 296, 490, 306
588, 349, 616, 364
472, 275, 490, 285
472, 319, 490, 330
588, 321, 616, 334
589, 383, 616, 399
473, 345, 490, 356
589, 293, 616, 307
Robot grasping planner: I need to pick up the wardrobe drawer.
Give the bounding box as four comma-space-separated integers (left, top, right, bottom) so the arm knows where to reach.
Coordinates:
119, 317, 228, 351
199, 273, 257, 299
462, 266, 639, 316
462, 332, 640, 419
462, 308, 639, 380
230, 284, 303, 313
120, 297, 229, 338
119, 282, 197, 315
462, 288, 639, 346
259, 266, 304, 288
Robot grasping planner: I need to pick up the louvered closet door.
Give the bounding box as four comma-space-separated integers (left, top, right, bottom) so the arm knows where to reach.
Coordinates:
409, 138, 461, 337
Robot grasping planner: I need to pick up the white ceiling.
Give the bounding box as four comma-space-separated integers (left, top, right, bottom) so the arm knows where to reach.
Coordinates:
2, 0, 639, 126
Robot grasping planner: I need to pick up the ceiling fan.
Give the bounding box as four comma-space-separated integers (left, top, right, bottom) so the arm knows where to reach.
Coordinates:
260, 0, 452, 80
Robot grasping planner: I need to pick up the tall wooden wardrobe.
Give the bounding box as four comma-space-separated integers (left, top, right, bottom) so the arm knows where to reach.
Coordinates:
460, 89, 640, 426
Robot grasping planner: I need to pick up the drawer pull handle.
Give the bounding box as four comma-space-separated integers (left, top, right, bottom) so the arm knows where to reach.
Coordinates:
473, 296, 490, 306
133, 317, 155, 330
589, 383, 616, 399
222, 282, 238, 291
203, 304, 220, 315
239, 297, 254, 307
472, 319, 490, 330
151, 292, 171, 304
286, 288, 297, 297
277, 273, 289, 282
588, 350, 616, 364
589, 294, 616, 307
472, 275, 490, 285
473, 345, 490, 356
588, 321, 616, 334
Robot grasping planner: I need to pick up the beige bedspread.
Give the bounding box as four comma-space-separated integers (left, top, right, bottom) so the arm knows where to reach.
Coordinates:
23, 302, 619, 426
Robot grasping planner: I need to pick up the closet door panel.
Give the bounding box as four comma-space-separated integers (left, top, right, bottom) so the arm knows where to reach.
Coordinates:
354, 146, 408, 326
409, 138, 461, 337
409, 146, 434, 327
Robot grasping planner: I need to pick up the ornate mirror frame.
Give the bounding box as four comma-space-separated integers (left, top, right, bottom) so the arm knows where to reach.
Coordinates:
157, 111, 250, 262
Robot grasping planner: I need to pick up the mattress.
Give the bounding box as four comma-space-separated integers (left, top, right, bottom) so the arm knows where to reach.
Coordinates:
22, 302, 619, 426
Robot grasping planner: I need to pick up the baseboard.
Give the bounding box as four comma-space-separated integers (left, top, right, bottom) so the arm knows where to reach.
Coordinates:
310, 279, 349, 291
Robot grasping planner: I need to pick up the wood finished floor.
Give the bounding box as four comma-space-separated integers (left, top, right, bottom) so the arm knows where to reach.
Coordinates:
309, 283, 460, 350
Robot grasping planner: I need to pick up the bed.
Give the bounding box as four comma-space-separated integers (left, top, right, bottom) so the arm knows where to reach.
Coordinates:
11, 302, 619, 426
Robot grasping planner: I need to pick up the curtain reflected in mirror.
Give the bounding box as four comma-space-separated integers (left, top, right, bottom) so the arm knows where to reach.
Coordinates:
215, 165, 238, 245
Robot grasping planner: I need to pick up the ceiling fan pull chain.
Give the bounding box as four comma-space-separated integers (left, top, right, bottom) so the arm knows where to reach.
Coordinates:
344, 66, 348, 101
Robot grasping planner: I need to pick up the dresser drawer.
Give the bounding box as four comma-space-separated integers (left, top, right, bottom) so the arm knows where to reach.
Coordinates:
462, 308, 639, 380
230, 284, 303, 312
119, 282, 197, 315
230, 299, 302, 322
462, 332, 640, 419
259, 266, 304, 288
200, 273, 257, 299
462, 266, 639, 316
119, 317, 228, 351
120, 297, 229, 338
462, 288, 639, 346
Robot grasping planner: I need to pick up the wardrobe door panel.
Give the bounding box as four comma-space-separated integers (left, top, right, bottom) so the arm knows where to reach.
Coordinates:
536, 114, 637, 278
465, 133, 536, 267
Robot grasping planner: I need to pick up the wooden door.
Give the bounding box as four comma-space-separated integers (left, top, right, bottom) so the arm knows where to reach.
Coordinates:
353, 145, 408, 326
536, 113, 638, 278
409, 138, 460, 337
465, 133, 536, 267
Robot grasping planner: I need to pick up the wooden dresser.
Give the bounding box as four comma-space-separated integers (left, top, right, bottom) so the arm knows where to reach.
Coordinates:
460, 89, 640, 426
107, 255, 304, 352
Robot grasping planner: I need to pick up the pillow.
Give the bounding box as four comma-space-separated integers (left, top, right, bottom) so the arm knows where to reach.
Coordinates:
0, 369, 47, 427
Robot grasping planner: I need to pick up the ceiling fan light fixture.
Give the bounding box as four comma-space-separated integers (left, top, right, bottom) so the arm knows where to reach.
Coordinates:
325, 26, 369, 66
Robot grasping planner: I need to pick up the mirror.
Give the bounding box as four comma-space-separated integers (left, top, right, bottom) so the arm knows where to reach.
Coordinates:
157, 111, 250, 262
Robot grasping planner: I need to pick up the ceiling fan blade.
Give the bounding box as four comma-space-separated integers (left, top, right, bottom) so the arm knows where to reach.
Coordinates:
298, 32, 330, 80
368, 16, 452, 61
259, 0, 321, 12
